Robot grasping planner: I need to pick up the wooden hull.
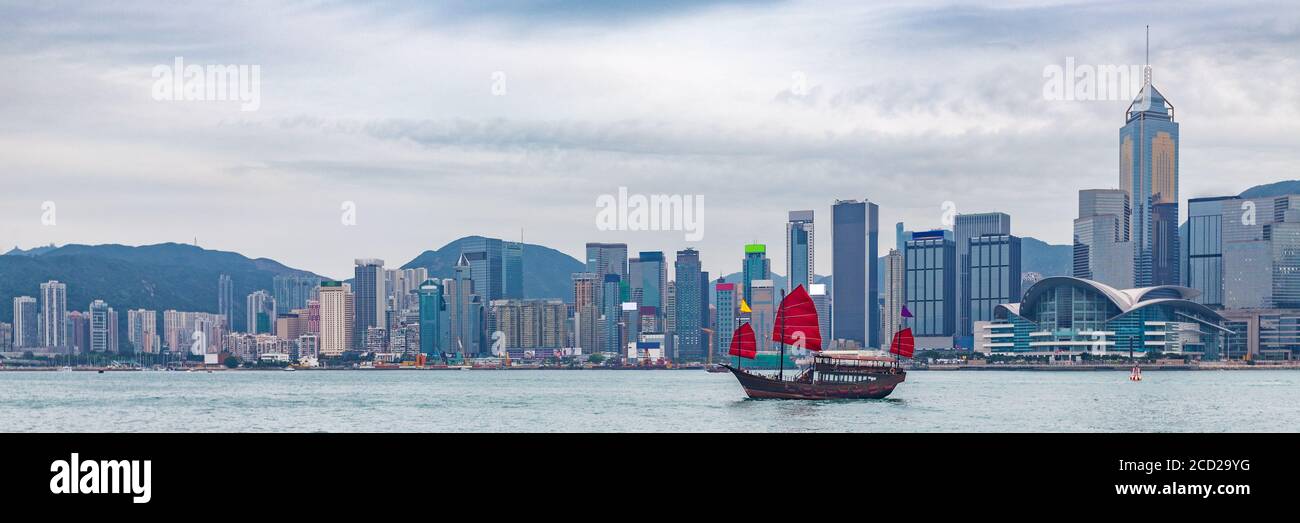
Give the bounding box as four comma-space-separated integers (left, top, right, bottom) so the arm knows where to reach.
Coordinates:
722, 364, 905, 400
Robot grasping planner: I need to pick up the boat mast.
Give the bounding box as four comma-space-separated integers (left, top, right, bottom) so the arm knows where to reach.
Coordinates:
778, 289, 786, 381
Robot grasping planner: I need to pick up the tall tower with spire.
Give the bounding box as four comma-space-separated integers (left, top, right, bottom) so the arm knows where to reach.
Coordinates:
447, 254, 482, 357
1120, 25, 1180, 286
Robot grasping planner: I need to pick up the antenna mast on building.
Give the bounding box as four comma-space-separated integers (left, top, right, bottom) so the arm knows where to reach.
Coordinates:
1144, 25, 1152, 85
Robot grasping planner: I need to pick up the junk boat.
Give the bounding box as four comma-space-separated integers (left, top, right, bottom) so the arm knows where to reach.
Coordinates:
722, 284, 912, 400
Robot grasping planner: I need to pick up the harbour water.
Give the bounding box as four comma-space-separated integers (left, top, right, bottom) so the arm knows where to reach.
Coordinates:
1, 369, 1296, 432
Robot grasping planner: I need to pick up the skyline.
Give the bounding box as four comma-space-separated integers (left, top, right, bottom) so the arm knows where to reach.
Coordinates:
3, 1, 1299, 279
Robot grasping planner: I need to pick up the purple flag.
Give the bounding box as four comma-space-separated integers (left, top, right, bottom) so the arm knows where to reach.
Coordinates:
900, 305, 913, 318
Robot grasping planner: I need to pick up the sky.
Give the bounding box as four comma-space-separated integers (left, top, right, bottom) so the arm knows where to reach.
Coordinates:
1, 0, 1298, 280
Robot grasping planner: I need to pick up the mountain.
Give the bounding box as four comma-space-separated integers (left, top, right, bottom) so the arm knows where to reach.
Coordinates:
1019, 236, 1072, 278
0, 243, 324, 336
4, 244, 58, 257
1238, 180, 1300, 199
400, 236, 583, 302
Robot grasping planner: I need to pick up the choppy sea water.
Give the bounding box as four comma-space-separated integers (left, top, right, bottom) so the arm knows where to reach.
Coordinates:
0, 369, 1295, 432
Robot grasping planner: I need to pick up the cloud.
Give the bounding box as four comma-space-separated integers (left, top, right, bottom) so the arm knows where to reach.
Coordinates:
0, 0, 1298, 281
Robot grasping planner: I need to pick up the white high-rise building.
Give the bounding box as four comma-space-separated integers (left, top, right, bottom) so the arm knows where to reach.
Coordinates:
12, 296, 38, 349
127, 309, 159, 354
40, 280, 67, 349
246, 290, 277, 334
786, 210, 815, 293
882, 249, 906, 346
89, 300, 113, 353
318, 281, 354, 357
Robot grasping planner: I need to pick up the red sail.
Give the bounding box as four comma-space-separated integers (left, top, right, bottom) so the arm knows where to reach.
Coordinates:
771, 284, 823, 351
889, 328, 915, 359
728, 322, 757, 359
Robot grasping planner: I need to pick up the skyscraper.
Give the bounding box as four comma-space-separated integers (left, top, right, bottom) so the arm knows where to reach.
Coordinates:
809, 283, 831, 346
317, 281, 354, 357
882, 249, 906, 346
540, 300, 567, 349
1120, 57, 1179, 286
490, 299, 568, 351
664, 281, 677, 334
67, 311, 88, 355
503, 240, 524, 300
953, 212, 1011, 344
831, 199, 880, 347
89, 300, 113, 353
571, 272, 598, 353
585, 242, 629, 279
448, 254, 483, 356
715, 281, 737, 358
352, 258, 386, 349
1188, 194, 1300, 310
245, 290, 276, 334
1152, 202, 1180, 286
40, 280, 67, 349
161, 310, 225, 355
384, 268, 424, 313
619, 302, 640, 352
674, 248, 703, 361
906, 230, 955, 342
273, 275, 322, 315
416, 279, 446, 357
218, 274, 233, 328
586, 242, 628, 328
12, 296, 38, 349
895, 222, 914, 253
748, 280, 775, 353
127, 309, 159, 354
462, 237, 505, 302
1074, 189, 1134, 289
742, 244, 770, 302
631, 251, 666, 322
786, 210, 815, 293
1186, 196, 1233, 308
601, 274, 623, 353
967, 233, 1021, 331
699, 270, 710, 331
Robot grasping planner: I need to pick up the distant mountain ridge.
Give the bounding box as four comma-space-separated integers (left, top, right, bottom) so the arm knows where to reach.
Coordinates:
1238, 180, 1300, 199
1019, 236, 1072, 278
401, 236, 583, 302
0, 243, 324, 335
4, 244, 57, 257
14, 179, 1300, 343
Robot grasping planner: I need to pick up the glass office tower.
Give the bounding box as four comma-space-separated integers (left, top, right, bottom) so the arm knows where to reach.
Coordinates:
1120, 74, 1179, 286
831, 200, 879, 347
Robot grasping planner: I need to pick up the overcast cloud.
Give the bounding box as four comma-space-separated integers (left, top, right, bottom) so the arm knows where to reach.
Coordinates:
1, 0, 1297, 280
